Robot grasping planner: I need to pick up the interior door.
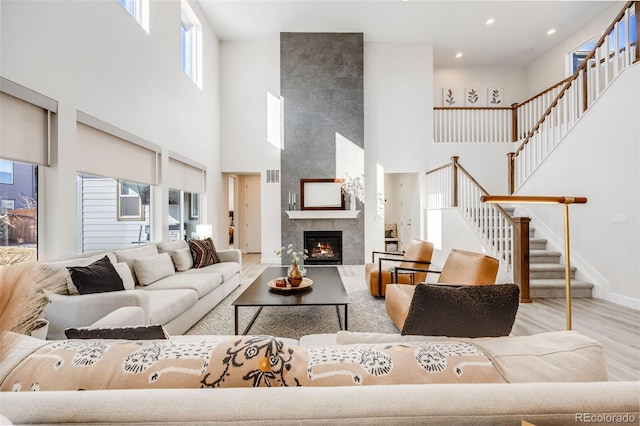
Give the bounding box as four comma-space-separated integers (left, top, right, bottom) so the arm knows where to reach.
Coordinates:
244, 177, 261, 253
399, 173, 415, 251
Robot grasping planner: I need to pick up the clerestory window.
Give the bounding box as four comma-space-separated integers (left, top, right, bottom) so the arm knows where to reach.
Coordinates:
118, 0, 149, 33
181, 0, 202, 88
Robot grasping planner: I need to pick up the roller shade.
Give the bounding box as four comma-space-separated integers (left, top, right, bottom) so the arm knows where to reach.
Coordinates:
0, 91, 52, 166
76, 113, 160, 186
167, 153, 206, 194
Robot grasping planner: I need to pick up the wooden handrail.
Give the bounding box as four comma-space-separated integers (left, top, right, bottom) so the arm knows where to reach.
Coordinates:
434, 106, 513, 111
513, 1, 635, 157
482, 195, 588, 205
515, 76, 573, 108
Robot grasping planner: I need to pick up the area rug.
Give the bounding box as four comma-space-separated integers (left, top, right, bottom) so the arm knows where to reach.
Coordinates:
186, 266, 398, 340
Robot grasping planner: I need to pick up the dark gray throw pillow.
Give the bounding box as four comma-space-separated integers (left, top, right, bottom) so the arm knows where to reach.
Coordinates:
67, 255, 125, 295
401, 283, 520, 337
65, 324, 169, 340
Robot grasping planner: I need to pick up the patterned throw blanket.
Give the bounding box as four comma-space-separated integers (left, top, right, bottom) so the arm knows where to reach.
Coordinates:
1, 335, 506, 391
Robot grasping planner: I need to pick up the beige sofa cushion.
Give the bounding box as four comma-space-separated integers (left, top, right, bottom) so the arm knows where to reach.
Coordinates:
115, 245, 159, 284
133, 253, 175, 286
336, 331, 608, 383
145, 289, 198, 325
156, 240, 188, 255
474, 330, 608, 382
171, 247, 194, 272
114, 263, 135, 290
141, 272, 222, 298
181, 261, 239, 282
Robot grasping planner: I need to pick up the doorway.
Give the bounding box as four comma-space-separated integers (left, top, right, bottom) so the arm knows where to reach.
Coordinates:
244, 176, 261, 253
384, 172, 418, 252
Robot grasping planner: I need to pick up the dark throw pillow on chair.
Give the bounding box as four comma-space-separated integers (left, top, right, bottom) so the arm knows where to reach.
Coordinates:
401, 283, 520, 338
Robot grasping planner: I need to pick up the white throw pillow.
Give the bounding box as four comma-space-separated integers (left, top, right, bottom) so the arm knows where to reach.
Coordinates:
171, 247, 194, 272
115, 244, 159, 284
114, 262, 136, 290
156, 240, 188, 255
133, 253, 175, 286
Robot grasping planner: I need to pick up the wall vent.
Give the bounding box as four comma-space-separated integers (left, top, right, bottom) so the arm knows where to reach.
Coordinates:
266, 169, 280, 183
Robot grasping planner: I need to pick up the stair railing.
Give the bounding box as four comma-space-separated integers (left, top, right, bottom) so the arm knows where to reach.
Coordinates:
433, 1, 637, 159
434, 77, 571, 144
427, 157, 532, 302
510, 1, 637, 192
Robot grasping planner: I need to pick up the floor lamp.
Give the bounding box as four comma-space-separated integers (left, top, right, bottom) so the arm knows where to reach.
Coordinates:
480, 195, 588, 330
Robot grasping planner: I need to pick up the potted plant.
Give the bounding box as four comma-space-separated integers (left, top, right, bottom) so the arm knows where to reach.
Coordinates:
275, 244, 308, 287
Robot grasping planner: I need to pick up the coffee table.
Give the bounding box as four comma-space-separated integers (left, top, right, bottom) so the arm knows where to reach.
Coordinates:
232, 266, 350, 335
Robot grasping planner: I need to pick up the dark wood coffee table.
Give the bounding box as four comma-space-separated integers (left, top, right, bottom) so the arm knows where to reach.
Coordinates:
232, 266, 350, 335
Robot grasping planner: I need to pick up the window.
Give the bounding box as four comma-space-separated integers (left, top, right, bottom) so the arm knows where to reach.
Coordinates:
0, 159, 14, 184
0, 160, 38, 266
571, 39, 596, 74
118, 0, 149, 33
77, 173, 151, 253
181, 0, 202, 87
118, 180, 147, 221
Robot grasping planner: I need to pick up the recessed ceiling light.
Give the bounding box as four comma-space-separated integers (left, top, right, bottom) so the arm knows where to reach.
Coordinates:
486, 18, 495, 26
455, 52, 463, 58
546, 28, 556, 36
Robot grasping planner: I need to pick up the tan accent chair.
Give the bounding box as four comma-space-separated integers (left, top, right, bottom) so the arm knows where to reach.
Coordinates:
385, 249, 500, 330
365, 239, 434, 297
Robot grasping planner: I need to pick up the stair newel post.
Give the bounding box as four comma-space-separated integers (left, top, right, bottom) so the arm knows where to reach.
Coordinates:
507, 153, 515, 195
510, 103, 519, 142
451, 156, 459, 208
512, 217, 532, 303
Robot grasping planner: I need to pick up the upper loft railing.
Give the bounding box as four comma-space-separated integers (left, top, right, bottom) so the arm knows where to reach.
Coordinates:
510, 1, 638, 192
434, 77, 570, 144
426, 157, 532, 302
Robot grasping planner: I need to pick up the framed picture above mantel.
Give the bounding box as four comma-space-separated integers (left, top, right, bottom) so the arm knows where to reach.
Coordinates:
300, 178, 345, 210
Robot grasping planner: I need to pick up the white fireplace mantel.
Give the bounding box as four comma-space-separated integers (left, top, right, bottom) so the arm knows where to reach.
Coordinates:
285, 210, 360, 219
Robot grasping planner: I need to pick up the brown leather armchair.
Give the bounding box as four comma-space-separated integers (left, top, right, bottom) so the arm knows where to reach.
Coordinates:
365, 239, 434, 297
385, 248, 500, 330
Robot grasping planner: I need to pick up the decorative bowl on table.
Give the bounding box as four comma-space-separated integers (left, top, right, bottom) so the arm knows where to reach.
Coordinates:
268, 277, 313, 291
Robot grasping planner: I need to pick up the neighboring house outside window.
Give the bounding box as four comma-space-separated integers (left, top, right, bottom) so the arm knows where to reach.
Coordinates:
118, 181, 145, 221
181, 0, 202, 88
0, 159, 14, 184
0, 160, 38, 266
77, 173, 151, 253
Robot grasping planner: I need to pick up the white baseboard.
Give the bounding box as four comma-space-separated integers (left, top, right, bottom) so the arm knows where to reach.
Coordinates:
605, 292, 640, 310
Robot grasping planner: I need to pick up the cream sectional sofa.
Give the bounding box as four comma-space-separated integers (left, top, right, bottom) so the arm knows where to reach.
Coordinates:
0, 330, 638, 424
40, 241, 242, 339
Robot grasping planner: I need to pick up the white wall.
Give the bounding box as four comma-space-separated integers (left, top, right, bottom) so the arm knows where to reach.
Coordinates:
364, 42, 433, 173
433, 66, 527, 107
219, 39, 281, 259
1, 0, 222, 259
525, 2, 623, 97
516, 64, 640, 309
220, 39, 281, 173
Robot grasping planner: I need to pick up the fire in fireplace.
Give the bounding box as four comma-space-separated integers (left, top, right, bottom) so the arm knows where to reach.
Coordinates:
304, 231, 342, 265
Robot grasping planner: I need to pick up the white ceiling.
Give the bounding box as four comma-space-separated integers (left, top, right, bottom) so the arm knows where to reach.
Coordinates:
197, 0, 619, 66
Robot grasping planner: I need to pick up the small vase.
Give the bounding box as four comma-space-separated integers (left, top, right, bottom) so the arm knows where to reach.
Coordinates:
350, 195, 357, 210
288, 263, 303, 287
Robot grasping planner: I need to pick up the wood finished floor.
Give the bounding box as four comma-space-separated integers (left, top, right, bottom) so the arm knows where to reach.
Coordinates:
240, 254, 640, 381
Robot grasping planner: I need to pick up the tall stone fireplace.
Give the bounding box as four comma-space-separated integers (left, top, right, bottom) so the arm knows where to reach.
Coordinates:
280, 32, 365, 265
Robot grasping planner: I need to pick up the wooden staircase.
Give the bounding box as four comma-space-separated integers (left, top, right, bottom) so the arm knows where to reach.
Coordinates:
502, 207, 594, 298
